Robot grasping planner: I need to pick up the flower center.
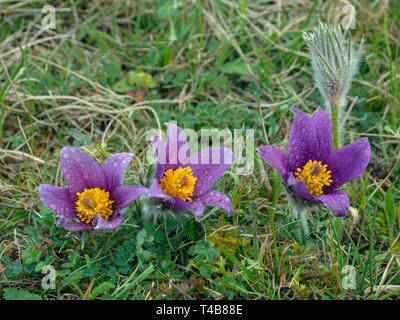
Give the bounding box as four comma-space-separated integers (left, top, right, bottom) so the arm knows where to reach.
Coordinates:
159, 167, 197, 202
294, 160, 333, 197
75, 188, 114, 224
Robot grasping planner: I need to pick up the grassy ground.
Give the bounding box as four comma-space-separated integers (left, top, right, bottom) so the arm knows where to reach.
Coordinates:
0, 0, 399, 300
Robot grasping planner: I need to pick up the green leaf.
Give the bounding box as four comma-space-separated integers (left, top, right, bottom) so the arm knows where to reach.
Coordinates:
6, 261, 22, 277
67, 128, 92, 147
220, 246, 255, 282
172, 69, 188, 86
157, 0, 183, 20
216, 75, 229, 92
205, 247, 220, 262
141, 250, 152, 261
89, 282, 115, 300
3, 288, 42, 300
24, 226, 39, 238
21, 246, 42, 265
161, 260, 176, 272
385, 183, 395, 229
129, 71, 155, 88
61, 269, 85, 287
112, 78, 132, 93
136, 229, 147, 248
112, 264, 155, 299
24, 263, 35, 273
218, 60, 252, 75
35, 256, 56, 272
199, 264, 212, 278
269, 32, 278, 41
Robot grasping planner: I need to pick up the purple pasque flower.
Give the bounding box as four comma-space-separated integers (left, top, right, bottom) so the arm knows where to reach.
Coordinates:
148, 123, 234, 219
258, 107, 370, 217
39, 147, 147, 231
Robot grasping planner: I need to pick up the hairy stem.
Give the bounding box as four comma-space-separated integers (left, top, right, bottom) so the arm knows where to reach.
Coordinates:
331, 104, 340, 150
298, 207, 310, 238
290, 201, 310, 244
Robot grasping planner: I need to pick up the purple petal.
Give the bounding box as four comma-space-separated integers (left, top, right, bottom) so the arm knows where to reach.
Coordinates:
286, 173, 315, 202
163, 198, 204, 218
56, 216, 92, 231
199, 190, 233, 215
165, 122, 190, 169
39, 184, 77, 220
190, 201, 205, 219
90, 185, 147, 230
326, 138, 370, 191
151, 137, 167, 178
257, 146, 288, 180
101, 153, 133, 194
94, 214, 122, 229
173, 198, 194, 211
188, 147, 233, 197
148, 179, 172, 200
311, 109, 333, 162
148, 180, 194, 211
60, 147, 106, 200
154, 162, 165, 182
112, 185, 148, 214
316, 191, 349, 217
288, 108, 319, 171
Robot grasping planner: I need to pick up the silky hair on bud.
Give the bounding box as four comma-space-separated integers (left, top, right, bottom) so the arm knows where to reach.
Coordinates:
302, 23, 364, 139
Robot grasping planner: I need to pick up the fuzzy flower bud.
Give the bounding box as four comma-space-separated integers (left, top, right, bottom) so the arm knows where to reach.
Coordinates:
302, 23, 364, 109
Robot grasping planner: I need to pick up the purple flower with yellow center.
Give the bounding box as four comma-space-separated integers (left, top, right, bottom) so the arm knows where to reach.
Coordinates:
39, 147, 147, 231
148, 123, 233, 219
258, 107, 370, 217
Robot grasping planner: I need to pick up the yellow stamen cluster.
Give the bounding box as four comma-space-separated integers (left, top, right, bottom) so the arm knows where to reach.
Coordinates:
75, 188, 114, 224
159, 167, 197, 202
294, 160, 333, 197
